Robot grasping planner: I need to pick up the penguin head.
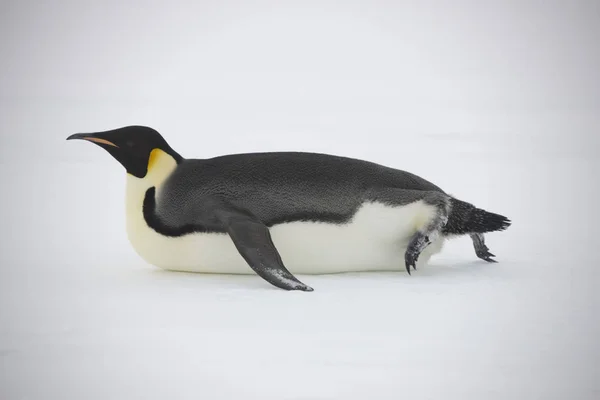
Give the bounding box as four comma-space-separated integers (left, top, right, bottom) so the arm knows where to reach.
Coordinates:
67, 126, 182, 178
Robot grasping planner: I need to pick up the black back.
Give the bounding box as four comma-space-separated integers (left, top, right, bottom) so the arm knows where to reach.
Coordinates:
151, 151, 445, 233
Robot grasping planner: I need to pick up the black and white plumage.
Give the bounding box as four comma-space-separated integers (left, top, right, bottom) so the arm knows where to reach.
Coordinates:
67, 126, 511, 291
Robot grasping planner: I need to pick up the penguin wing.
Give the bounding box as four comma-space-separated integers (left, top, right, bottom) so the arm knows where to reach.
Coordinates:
214, 205, 314, 292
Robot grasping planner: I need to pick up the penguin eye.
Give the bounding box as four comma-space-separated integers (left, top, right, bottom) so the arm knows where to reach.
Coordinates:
126, 140, 135, 148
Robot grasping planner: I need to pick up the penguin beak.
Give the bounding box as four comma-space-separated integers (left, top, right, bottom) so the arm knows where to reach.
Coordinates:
66, 133, 119, 148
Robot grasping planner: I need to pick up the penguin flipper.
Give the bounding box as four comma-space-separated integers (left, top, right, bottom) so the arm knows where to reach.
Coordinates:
219, 212, 314, 292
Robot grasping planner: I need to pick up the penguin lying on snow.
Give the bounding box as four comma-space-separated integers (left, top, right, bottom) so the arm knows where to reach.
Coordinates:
67, 126, 511, 291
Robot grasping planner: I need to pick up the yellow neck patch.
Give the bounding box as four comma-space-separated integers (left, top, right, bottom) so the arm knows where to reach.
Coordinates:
147, 148, 162, 173
142, 148, 178, 186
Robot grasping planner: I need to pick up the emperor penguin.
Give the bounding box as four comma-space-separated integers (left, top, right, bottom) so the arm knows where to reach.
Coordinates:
67, 126, 511, 291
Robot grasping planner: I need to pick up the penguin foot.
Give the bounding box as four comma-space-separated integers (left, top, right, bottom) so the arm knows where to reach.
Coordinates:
405, 232, 432, 274
470, 233, 498, 263
475, 248, 498, 263
405, 250, 419, 274
404, 194, 450, 275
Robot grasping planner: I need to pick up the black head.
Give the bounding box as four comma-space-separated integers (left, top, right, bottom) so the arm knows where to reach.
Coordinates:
67, 126, 183, 178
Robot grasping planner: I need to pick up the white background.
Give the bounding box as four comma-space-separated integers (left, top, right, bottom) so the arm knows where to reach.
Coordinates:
1, 1, 599, 399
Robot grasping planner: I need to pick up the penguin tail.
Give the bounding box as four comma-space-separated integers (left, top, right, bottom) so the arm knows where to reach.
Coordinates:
443, 198, 511, 235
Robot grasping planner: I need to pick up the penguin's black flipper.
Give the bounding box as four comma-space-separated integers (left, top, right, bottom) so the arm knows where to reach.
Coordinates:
221, 213, 314, 292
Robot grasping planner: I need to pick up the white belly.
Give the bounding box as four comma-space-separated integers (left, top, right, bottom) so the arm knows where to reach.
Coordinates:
125, 196, 445, 275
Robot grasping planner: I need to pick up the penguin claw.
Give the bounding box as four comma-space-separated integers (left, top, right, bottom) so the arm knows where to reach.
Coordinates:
405, 253, 418, 275
477, 251, 498, 263
475, 244, 498, 263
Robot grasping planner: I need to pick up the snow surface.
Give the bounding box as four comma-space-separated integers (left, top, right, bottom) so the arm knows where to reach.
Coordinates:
1, 1, 599, 399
